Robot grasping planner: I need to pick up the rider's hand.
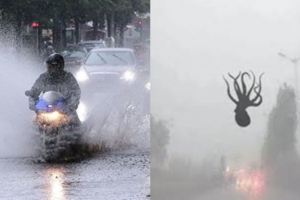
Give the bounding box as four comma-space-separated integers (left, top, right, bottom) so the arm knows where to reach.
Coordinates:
62, 107, 72, 114
29, 102, 37, 111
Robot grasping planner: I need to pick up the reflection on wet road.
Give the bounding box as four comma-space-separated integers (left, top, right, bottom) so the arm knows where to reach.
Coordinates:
0, 151, 150, 200
192, 185, 300, 200
47, 168, 66, 200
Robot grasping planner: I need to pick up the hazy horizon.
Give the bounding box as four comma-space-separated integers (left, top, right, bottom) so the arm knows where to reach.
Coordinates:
152, 0, 300, 165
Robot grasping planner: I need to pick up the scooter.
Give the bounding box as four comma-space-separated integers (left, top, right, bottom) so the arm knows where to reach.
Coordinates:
25, 90, 82, 162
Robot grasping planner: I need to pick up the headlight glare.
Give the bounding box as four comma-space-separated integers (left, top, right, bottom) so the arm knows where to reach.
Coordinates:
145, 82, 151, 90
120, 70, 136, 82
75, 68, 89, 82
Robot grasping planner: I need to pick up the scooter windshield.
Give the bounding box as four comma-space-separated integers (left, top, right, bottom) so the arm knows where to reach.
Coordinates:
35, 91, 65, 112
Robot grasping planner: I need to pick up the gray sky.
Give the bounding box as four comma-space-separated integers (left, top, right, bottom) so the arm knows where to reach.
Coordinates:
152, 0, 300, 165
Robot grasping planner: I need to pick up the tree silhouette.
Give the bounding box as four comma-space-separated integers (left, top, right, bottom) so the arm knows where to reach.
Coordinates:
262, 84, 300, 187
151, 116, 170, 168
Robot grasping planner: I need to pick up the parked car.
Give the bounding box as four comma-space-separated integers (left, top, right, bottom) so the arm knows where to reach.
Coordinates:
78, 40, 106, 52
61, 46, 88, 73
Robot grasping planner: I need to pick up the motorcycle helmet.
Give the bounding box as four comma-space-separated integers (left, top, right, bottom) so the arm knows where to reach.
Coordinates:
46, 53, 65, 74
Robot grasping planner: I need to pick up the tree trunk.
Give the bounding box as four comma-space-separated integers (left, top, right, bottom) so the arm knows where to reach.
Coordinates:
38, 26, 42, 54
92, 18, 98, 40
61, 19, 67, 48
111, 12, 115, 38
75, 17, 80, 43
15, 14, 22, 51
107, 13, 111, 37
53, 18, 62, 51
113, 21, 117, 39
99, 13, 105, 30
119, 25, 125, 47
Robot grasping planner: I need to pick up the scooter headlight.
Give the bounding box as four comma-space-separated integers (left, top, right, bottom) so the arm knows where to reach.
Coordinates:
37, 111, 69, 127
120, 70, 136, 82
39, 111, 62, 121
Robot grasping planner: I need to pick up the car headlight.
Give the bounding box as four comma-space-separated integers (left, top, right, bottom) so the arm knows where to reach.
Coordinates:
120, 70, 136, 82
76, 102, 88, 122
75, 68, 89, 82
145, 81, 151, 90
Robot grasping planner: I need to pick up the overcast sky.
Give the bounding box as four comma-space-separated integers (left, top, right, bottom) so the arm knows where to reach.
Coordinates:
152, 0, 300, 165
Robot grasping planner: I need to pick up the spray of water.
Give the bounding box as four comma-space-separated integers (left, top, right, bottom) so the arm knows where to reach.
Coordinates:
82, 88, 150, 153
0, 24, 150, 158
0, 25, 42, 158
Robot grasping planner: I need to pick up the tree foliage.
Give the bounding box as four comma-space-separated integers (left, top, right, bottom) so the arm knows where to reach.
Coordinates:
262, 84, 299, 168
151, 116, 170, 167
261, 84, 300, 188
0, 0, 150, 48
0, 0, 149, 27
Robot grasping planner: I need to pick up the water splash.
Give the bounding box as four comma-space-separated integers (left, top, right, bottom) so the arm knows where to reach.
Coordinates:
0, 25, 42, 158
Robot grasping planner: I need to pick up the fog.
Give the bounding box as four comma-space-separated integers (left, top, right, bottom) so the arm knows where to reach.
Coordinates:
152, 0, 300, 199
152, 0, 300, 164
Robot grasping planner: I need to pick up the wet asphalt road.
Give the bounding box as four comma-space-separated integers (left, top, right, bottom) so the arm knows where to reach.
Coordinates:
0, 150, 150, 200
193, 185, 300, 200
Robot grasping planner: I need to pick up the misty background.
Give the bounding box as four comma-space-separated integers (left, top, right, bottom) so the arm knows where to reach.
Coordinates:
152, 0, 300, 164
151, 0, 300, 199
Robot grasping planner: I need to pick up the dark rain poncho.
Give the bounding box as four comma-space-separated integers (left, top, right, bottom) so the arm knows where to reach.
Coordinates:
28, 70, 81, 124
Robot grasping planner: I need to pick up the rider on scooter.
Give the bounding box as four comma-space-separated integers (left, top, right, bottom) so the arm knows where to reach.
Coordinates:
27, 53, 81, 126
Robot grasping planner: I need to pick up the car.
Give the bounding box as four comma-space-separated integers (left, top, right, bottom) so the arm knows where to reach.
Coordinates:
78, 40, 106, 52
75, 48, 138, 93
61, 46, 88, 73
